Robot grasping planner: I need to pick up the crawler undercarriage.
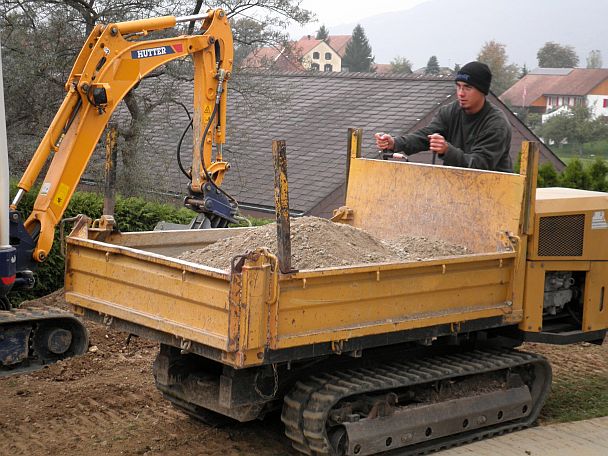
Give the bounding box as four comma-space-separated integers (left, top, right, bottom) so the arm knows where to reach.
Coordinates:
152, 342, 551, 456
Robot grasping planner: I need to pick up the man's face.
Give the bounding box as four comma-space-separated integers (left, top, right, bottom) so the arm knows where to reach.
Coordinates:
455, 81, 485, 114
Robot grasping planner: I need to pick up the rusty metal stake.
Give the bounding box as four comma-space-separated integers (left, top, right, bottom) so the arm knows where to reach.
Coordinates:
272, 140, 292, 274
103, 125, 118, 216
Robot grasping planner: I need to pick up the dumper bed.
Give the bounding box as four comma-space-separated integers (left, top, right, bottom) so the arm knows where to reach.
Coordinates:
66, 149, 532, 368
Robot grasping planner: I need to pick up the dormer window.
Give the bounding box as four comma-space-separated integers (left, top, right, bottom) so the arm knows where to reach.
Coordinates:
325, 52, 332, 60
313, 52, 320, 59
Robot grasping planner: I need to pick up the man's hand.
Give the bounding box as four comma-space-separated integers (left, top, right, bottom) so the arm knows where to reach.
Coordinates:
374, 132, 395, 151
428, 133, 448, 155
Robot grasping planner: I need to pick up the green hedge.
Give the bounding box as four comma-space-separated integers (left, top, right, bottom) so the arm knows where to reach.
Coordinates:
9, 183, 196, 303
538, 157, 608, 191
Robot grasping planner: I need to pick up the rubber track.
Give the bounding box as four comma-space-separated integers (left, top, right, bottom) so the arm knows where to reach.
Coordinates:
0, 305, 89, 376
0, 305, 76, 323
281, 349, 550, 456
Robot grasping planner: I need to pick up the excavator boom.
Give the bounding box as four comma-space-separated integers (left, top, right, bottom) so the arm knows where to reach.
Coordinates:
1, 10, 234, 376
14, 8, 234, 263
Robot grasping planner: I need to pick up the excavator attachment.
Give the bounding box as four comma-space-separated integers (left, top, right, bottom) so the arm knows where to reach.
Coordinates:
1, 10, 235, 375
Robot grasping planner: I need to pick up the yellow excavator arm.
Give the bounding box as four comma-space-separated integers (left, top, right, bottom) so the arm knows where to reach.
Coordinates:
11, 9, 234, 262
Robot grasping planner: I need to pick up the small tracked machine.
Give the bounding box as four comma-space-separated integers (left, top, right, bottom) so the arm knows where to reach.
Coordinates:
3, 4, 604, 452
65, 127, 608, 454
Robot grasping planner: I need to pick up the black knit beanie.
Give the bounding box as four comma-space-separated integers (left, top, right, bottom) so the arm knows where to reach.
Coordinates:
455, 61, 492, 95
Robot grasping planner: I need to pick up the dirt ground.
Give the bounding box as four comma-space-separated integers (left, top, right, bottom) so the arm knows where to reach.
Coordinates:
0, 291, 605, 456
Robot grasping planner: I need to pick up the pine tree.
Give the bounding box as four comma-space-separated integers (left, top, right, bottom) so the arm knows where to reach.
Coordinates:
316, 25, 329, 40
342, 24, 374, 72
425, 56, 440, 75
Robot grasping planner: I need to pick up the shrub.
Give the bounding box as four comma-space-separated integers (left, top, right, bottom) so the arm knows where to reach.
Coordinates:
537, 158, 608, 191
8, 183, 196, 303
538, 162, 559, 187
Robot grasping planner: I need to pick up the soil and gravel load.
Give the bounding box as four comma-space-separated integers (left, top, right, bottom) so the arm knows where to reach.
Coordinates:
178, 216, 470, 270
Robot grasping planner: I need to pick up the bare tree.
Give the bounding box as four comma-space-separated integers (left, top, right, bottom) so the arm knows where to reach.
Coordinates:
1, 1, 313, 188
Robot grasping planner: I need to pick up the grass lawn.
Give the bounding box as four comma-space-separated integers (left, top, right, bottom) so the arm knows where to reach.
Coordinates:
552, 139, 608, 166
540, 375, 608, 424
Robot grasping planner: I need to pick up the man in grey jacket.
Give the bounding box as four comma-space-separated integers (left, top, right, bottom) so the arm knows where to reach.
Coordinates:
375, 61, 513, 172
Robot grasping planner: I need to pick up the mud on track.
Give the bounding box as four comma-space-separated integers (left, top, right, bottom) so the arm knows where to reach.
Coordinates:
0, 291, 605, 456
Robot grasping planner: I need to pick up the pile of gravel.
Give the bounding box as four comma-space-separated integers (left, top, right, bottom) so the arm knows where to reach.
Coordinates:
178, 216, 470, 271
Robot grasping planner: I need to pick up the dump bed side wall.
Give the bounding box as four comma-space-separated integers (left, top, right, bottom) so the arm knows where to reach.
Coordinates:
344, 159, 527, 253
275, 254, 522, 349
66, 237, 233, 351
66, 232, 522, 368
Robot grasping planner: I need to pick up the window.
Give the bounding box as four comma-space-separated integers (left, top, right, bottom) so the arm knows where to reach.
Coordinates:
604, 98, 608, 108
325, 52, 332, 60
311, 63, 320, 71
324, 64, 333, 72
312, 52, 320, 59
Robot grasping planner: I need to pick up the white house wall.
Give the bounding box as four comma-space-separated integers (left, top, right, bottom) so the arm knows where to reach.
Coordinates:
587, 94, 608, 118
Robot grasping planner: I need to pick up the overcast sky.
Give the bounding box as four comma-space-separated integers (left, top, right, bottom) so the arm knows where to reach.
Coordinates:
289, 0, 429, 38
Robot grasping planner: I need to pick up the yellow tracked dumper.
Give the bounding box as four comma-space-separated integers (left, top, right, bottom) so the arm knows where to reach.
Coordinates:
65, 137, 608, 455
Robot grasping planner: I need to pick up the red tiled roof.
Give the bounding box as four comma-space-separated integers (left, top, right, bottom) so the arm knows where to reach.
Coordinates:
374, 64, 393, 74
501, 68, 608, 107
241, 47, 304, 71
326, 35, 351, 57
295, 36, 322, 55
242, 47, 281, 66
294, 35, 351, 57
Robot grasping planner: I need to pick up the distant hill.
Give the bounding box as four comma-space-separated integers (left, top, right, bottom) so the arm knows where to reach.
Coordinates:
329, 0, 607, 69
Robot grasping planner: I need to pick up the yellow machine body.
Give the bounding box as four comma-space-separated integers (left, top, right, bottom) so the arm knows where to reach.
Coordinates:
64, 139, 606, 453
13, 9, 233, 262
65, 140, 608, 367
522, 187, 608, 335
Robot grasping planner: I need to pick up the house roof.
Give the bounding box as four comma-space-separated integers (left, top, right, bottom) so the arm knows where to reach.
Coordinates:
325, 35, 351, 57
294, 35, 351, 59
294, 36, 323, 55
374, 63, 393, 74
94, 72, 563, 216
241, 47, 279, 67
501, 68, 608, 107
241, 47, 303, 71
243, 35, 352, 71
